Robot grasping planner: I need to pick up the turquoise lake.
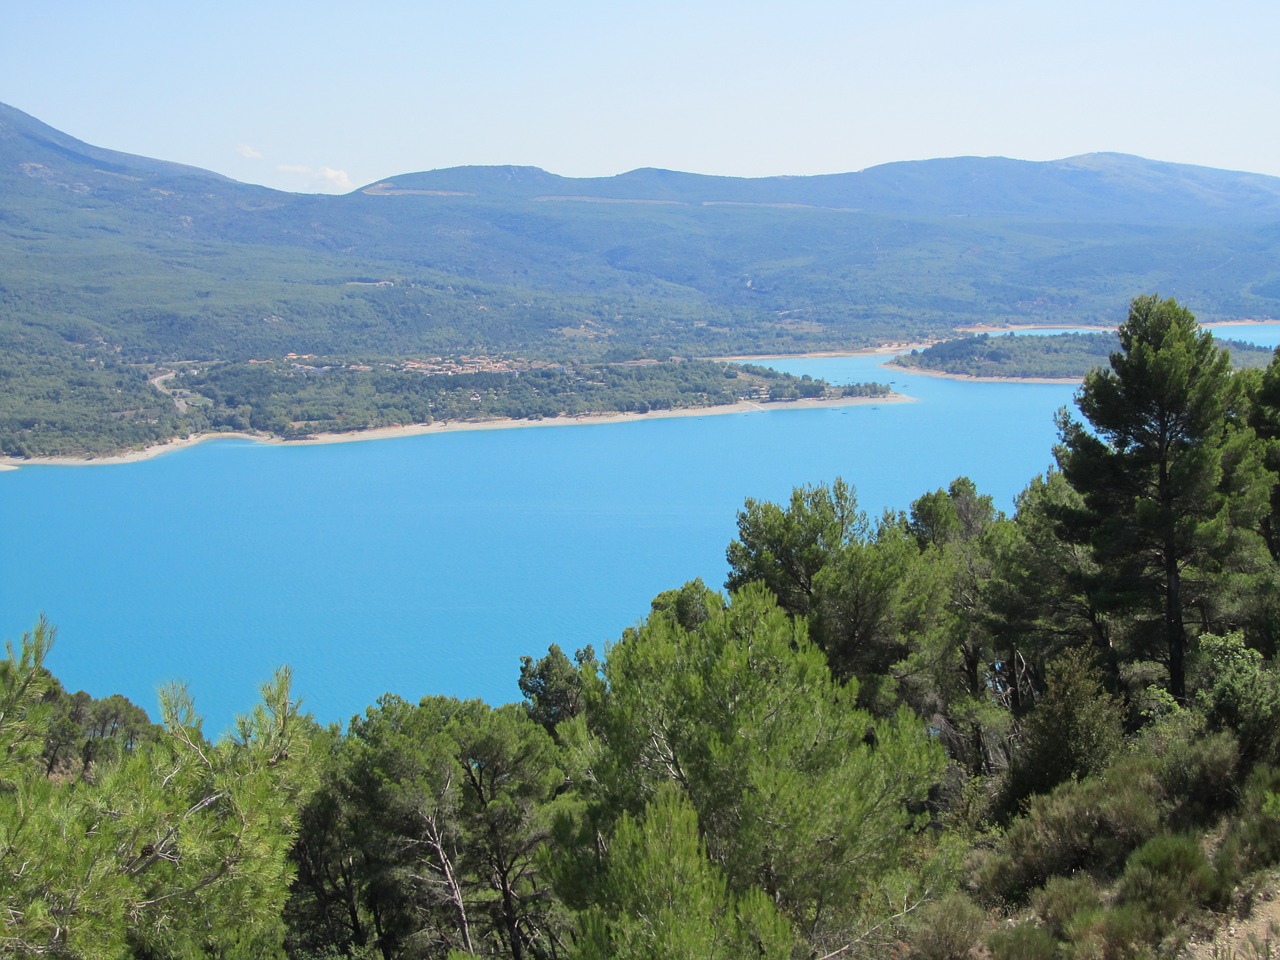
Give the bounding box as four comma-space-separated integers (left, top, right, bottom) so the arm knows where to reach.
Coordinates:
4, 325, 1277, 730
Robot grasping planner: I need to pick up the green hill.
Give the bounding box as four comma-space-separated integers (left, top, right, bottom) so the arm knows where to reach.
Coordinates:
4, 100, 1280, 453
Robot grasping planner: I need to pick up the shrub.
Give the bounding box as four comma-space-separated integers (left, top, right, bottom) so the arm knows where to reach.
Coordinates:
1003, 648, 1125, 811
1193, 632, 1280, 769
1116, 833, 1218, 928
905, 893, 986, 960
1146, 722, 1240, 830
980, 763, 1164, 902
1224, 764, 1280, 873
1032, 874, 1100, 940
988, 922, 1058, 960
1065, 903, 1159, 960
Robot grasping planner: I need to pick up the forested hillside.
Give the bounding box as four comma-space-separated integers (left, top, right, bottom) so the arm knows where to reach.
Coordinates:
5, 101, 1280, 454
13, 296, 1280, 958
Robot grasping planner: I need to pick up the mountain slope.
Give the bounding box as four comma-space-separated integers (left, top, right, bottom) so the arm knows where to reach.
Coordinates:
3, 99, 1280, 366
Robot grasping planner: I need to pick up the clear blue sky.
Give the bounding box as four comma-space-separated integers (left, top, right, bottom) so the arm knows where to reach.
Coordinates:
3, 0, 1276, 194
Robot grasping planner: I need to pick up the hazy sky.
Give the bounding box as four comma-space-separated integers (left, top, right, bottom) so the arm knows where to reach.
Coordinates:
3, 0, 1276, 194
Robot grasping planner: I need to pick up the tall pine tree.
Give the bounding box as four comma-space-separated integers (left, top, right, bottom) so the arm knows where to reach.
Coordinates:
1056, 295, 1269, 700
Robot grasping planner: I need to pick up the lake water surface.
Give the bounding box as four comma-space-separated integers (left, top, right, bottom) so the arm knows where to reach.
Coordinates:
4, 325, 1276, 729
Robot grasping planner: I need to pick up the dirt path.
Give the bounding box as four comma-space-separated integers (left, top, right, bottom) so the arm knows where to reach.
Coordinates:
1185, 880, 1280, 959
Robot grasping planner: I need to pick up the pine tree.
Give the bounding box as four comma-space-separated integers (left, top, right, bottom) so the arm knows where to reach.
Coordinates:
573, 582, 945, 951
1056, 295, 1270, 700
571, 785, 792, 960
0, 621, 312, 959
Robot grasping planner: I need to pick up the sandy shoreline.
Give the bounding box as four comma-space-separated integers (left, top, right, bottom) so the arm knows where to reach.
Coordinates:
0, 392, 913, 469
10, 323, 1269, 470
896, 365, 1082, 385
711, 341, 935, 360
1202, 319, 1280, 327
958, 319, 1280, 334
954, 323, 1115, 333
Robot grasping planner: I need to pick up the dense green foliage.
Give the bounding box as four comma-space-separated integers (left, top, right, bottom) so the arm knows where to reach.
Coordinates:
893, 329, 1275, 379
170, 359, 859, 438
0, 620, 313, 958
0, 346, 189, 457
570, 785, 793, 960
18, 295, 1280, 958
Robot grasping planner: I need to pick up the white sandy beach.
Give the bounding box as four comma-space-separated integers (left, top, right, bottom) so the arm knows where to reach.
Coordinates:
711, 341, 936, 361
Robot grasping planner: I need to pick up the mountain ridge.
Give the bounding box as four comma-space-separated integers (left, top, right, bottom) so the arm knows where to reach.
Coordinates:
8, 100, 1280, 224
3, 99, 1280, 361
362, 153, 1280, 223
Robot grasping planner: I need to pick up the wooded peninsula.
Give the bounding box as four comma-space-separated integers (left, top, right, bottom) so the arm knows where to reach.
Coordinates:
0, 353, 888, 459
893, 330, 1276, 380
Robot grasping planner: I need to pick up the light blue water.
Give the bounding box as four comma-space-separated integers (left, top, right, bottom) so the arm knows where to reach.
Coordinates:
1002, 326, 1115, 337
4, 325, 1277, 730
998, 323, 1280, 350
1211, 324, 1280, 350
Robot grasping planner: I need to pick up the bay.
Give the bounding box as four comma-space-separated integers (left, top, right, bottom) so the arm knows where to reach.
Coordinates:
3, 326, 1275, 730
1211, 323, 1280, 350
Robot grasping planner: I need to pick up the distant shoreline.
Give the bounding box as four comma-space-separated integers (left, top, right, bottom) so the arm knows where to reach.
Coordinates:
894, 365, 1082, 385
711, 341, 935, 360
954, 323, 1115, 333
0, 392, 913, 470
9, 323, 1272, 470
956, 319, 1280, 333
901, 318, 1280, 382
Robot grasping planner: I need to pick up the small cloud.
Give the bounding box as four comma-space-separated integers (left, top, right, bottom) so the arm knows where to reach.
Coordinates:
276, 163, 354, 193
237, 144, 264, 160
317, 167, 353, 191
